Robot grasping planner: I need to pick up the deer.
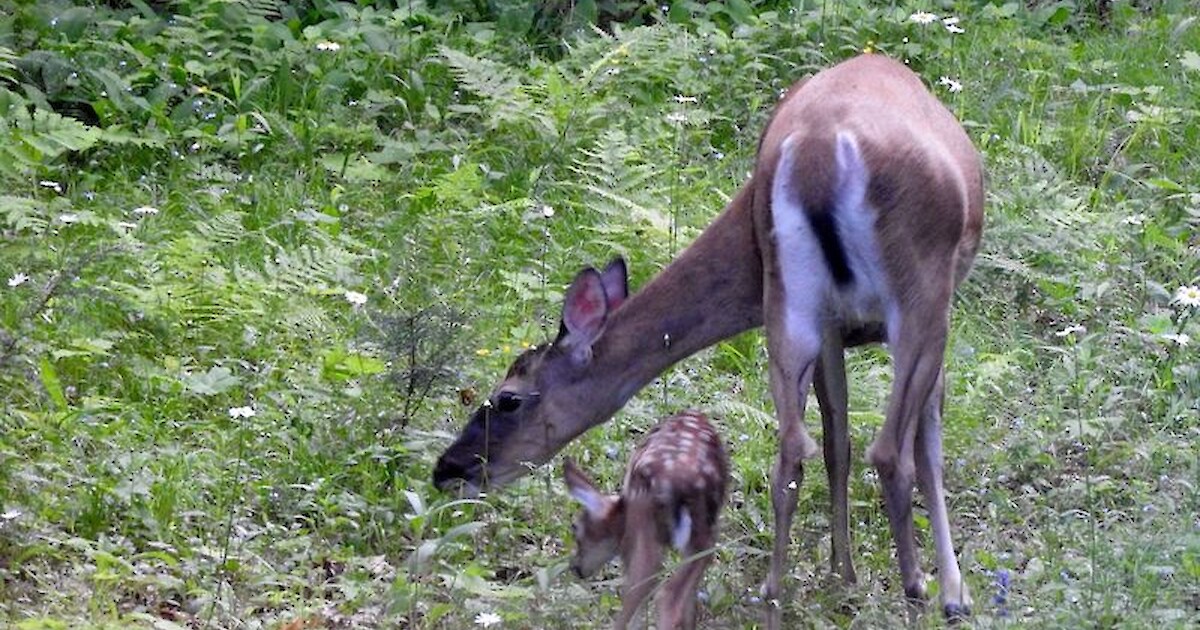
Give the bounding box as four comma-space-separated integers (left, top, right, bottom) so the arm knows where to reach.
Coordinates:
433, 53, 984, 625
563, 410, 729, 629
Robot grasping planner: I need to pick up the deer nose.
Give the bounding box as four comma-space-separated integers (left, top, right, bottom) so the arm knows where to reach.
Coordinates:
432, 453, 473, 491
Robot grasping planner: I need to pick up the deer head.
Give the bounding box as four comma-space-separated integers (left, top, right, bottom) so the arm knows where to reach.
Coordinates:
432, 258, 629, 495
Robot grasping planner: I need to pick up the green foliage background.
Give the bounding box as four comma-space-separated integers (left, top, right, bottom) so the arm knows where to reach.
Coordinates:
0, 0, 1197, 627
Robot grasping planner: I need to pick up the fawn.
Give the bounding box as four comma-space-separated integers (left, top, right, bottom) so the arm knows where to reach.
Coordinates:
563, 410, 729, 629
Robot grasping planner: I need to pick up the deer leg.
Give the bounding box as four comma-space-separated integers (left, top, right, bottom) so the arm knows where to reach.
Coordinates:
813, 331, 856, 584
764, 337, 818, 629
657, 537, 715, 630
615, 517, 664, 630
866, 317, 948, 605
915, 369, 971, 620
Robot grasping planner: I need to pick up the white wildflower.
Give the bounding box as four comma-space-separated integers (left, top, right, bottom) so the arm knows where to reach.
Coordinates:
228, 406, 256, 419
938, 76, 963, 93
58, 214, 80, 224
474, 612, 502, 627
1161, 332, 1190, 347
945, 22, 965, 34
39, 180, 62, 193
8, 273, 29, 287
316, 41, 341, 52
673, 95, 698, 104
942, 16, 960, 27
1121, 213, 1147, 226
541, 205, 555, 218
344, 290, 368, 307
1055, 324, 1086, 338
909, 12, 938, 24
1173, 285, 1200, 308
132, 205, 160, 215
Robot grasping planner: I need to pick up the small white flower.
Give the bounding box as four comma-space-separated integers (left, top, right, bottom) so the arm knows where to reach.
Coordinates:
942, 16, 960, 26
673, 95, 698, 104
541, 205, 555, 219
40, 180, 62, 193
316, 41, 341, 52
945, 23, 965, 34
1121, 213, 1147, 226
909, 12, 938, 24
1161, 332, 1190, 347
116, 221, 139, 231
7, 273, 29, 287
344, 290, 368, 307
1173, 285, 1200, 308
228, 406, 256, 419
474, 612, 502, 627
59, 214, 80, 224
938, 76, 963, 93
1055, 324, 1086, 338
132, 205, 160, 215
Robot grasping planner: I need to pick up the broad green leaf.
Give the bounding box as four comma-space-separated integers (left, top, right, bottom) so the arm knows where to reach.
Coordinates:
182, 366, 240, 396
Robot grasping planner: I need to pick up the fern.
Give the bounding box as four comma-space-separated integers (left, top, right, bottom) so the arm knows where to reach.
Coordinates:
440, 47, 556, 139
570, 128, 670, 234
0, 195, 50, 235
0, 106, 101, 176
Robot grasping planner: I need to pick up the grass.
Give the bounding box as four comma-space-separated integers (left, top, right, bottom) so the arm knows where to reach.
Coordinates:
1, 0, 1198, 628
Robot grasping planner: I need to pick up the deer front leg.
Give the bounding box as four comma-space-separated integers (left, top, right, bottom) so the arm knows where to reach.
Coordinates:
813, 331, 856, 585
616, 516, 664, 630
866, 317, 949, 605
915, 369, 971, 620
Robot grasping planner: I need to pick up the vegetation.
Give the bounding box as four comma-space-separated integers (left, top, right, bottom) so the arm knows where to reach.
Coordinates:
1, 0, 1197, 627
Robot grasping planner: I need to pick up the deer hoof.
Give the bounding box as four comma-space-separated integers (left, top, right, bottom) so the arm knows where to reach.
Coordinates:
943, 602, 971, 622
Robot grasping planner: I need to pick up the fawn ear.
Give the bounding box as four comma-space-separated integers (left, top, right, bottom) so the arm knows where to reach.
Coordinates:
563, 458, 605, 517
599, 257, 628, 311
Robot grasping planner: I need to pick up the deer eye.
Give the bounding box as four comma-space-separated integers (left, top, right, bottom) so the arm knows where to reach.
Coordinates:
495, 392, 523, 413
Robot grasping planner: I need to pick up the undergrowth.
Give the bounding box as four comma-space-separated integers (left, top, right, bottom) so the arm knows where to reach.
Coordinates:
0, 0, 1197, 628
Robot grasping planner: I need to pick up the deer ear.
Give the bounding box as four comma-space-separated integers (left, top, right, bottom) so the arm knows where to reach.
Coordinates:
600, 257, 628, 311
561, 268, 608, 358
563, 458, 605, 517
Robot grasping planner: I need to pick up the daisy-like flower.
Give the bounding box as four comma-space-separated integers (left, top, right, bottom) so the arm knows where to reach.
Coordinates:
344, 290, 368, 307
1161, 332, 1191, 347
474, 612, 502, 627
8, 273, 29, 288
132, 205, 160, 215
228, 406, 256, 419
40, 180, 62, 193
938, 76, 963, 93
909, 12, 938, 24
1173, 285, 1200, 308
541, 204, 555, 219
316, 41, 341, 52
1055, 324, 1086, 338
944, 20, 965, 34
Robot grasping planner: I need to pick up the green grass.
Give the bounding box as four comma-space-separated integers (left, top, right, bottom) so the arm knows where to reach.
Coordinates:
1, 0, 1198, 628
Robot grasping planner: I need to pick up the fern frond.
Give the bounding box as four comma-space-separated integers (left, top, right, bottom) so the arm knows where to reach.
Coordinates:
440, 47, 556, 138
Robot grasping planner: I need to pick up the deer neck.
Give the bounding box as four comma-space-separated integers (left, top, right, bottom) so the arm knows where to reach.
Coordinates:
587, 183, 764, 410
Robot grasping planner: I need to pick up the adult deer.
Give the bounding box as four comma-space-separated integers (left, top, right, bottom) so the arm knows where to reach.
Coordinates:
434, 54, 983, 623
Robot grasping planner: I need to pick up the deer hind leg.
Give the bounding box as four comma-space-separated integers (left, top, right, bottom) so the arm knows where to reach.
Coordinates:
915, 369, 971, 619
813, 328, 856, 585
657, 527, 716, 630
763, 321, 821, 629
866, 314, 949, 605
